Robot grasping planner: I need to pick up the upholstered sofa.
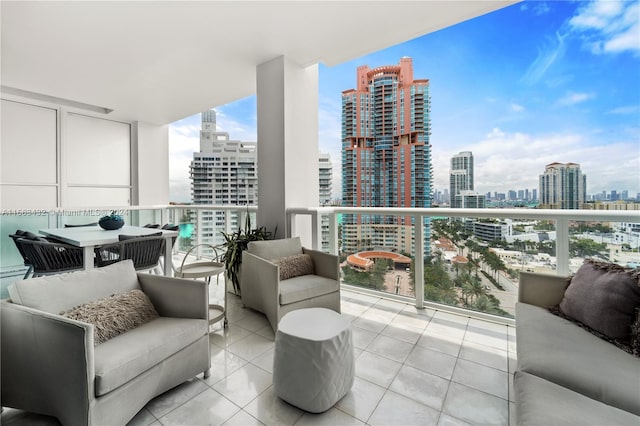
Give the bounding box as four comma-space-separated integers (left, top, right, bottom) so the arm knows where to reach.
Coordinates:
1, 260, 211, 426
241, 237, 340, 332
515, 269, 640, 425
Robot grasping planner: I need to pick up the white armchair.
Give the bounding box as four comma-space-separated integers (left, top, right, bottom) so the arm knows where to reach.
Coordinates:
240, 237, 340, 332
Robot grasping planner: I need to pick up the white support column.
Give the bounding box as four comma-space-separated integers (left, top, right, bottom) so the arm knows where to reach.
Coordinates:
256, 56, 319, 243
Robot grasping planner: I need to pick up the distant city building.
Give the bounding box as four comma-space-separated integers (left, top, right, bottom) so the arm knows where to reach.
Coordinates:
341, 57, 431, 255
591, 201, 640, 211
465, 219, 509, 242
539, 162, 587, 209
454, 190, 486, 208
319, 153, 333, 252
319, 153, 332, 206
450, 151, 474, 208
190, 110, 258, 248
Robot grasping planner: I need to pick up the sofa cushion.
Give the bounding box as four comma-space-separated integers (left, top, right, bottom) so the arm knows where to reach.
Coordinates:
8, 260, 140, 314
248, 237, 302, 260
631, 308, 640, 356
93, 317, 208, 396
274, 254, 314, 281
516, 302, 640, 415
558, 259, 640, 341
61, 289, 159, 345
279, 274, 339, 306
514, 371, 640, 426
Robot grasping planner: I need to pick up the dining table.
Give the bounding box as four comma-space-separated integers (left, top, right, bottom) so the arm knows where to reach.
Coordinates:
39, 225, 179, 276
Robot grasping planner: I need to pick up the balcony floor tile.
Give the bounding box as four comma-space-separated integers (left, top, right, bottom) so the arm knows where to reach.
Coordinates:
1, 290, 515, 426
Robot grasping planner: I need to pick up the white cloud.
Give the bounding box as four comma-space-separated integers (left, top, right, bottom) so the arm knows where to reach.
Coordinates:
608, 105, 640, 115
569, 0, 640, 55
215, 109, 257, 141
532, 2, 551, 16
556, 92, 595, 106
521, 32, 567, 85
431, 128, 640, 195
168, 124, 199, 203
510, 103, 525, 112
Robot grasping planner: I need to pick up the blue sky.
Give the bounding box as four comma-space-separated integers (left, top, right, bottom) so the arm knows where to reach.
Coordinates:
169, 0, 640, 202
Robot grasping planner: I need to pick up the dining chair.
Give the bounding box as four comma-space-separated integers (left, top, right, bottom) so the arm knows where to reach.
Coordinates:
14, 237, 85, 277
95, 233, 164, 273
8, 231, 34, 278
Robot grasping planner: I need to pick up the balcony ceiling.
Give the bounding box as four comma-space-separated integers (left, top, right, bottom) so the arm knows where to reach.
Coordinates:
1, 1, 517, 125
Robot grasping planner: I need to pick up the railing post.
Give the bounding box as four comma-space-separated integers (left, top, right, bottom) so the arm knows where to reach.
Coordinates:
225, 208, 232, 237
329, 212, 338, 255
311, 210, 320, 250
196, 209, 203, 259
289, 213, 296, 239
556, 217, 570, 276
414, 214, 425, 309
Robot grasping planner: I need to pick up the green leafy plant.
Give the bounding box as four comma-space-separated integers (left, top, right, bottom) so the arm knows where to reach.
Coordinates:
100, 210, 123, 222
220, 213, 274, 295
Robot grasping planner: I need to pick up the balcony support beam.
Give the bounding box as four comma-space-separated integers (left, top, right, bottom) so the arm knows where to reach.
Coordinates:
256, 56, 319, 243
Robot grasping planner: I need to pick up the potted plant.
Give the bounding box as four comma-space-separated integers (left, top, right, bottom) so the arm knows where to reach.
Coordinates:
220, 213, 274, 295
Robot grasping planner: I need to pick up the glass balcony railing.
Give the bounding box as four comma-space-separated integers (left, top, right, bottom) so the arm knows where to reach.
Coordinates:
2, 204, 638, 323
287, 206, 640, 322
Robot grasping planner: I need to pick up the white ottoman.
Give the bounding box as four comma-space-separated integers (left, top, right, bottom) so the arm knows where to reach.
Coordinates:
273, 307, 354, 413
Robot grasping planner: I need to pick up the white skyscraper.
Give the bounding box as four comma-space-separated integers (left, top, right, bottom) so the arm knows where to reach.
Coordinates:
190, 110, 258, 247
450, 151, 484, 208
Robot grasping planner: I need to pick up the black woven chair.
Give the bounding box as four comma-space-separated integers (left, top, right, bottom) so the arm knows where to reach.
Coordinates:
159, 224, 180, 269
15, 238, 85, 277
8, 231, 34, 278
95, 233, 164, 273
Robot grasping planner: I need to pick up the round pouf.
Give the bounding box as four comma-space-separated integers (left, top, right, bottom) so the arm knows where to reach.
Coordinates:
273, 308, 354, 413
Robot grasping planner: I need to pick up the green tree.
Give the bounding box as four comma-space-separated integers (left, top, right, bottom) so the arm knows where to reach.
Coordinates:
570, 238, 609, 259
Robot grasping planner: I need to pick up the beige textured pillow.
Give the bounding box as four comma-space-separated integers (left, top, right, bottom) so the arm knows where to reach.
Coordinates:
61, 289, 159, 345
559, 260, 640, 341
274, 254, 314, 281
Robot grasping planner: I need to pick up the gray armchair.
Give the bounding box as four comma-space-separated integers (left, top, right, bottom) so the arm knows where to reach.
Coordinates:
241, 237, 340, 332
1, 260, 210, 426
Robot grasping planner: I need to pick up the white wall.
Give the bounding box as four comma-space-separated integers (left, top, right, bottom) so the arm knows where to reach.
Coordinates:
0, 93, 169, 209
134, 121, 169, 205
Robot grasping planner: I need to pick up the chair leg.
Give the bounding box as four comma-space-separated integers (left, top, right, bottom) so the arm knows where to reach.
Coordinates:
203, 369, 211, 379
23, 265, 33, 279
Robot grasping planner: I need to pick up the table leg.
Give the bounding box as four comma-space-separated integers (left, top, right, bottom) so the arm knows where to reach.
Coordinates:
83, 246, 95, 271
164, 236, 173, 276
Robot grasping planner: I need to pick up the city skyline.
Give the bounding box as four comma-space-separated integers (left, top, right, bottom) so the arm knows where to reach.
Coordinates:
169, 0, 640, 203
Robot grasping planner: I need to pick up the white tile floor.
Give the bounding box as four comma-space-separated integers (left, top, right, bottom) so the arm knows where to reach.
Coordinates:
1, 288, 517, 426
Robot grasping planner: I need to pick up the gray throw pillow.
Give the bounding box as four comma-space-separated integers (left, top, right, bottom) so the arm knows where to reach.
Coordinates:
274, 253, 314, 281
61, 289, 159, 345
559, 259, 640, 341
